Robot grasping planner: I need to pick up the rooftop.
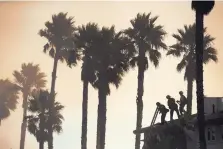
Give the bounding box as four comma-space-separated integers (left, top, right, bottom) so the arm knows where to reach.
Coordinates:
134, 112, 223, 135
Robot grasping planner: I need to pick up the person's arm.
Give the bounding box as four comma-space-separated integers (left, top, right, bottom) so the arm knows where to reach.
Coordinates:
173, 98, 176, 103
167, 100, 170, 107
157, 107, 161, 113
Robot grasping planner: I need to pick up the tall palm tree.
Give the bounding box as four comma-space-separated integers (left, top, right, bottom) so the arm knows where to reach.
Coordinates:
13, 63, 46, 149
27, 90, 64, 149
124, 13, 167, 149
92, 26, 135, 149
167, 24, 217, 115
39, 12, 80, 149
69, 22, 99, 149
0, 79, 19, 125
191, 1, 215, 149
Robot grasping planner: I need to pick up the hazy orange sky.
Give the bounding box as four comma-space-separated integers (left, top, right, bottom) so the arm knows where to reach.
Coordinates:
0, 1, 223, 149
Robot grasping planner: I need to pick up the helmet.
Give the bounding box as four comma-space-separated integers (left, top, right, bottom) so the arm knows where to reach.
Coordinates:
166, 95, 171, 99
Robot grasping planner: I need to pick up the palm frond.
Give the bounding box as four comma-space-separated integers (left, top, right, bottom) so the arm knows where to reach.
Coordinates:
148, 50, 161, 67
28, 98, 41, 113
40, 12, 78, 66
124, 12, 167, 73
43, 43, 50, 53
172, 34, 182, 42
130, 56, 138, 68
107, 67, 123, 89
27, 115, 39, 136
0, 106, 10, 121
166, 49, 181, 57
35, 73, 47, 89
203, 47, 218, 64
168, 23, 217, 80
13, 63, 47, 93
12, 70, 25, 87
27, 89, 64, 141
49, 48, 55, 58
66, 49, 81, 67
177, 57, 187, 72
53, 125, 63, 134
54, 102, 64, 111
0, 79, 19, 121
123, 28, 137, 40
204, 34, 215, 47
167, 44, 185, 57
5, 93, 19, 111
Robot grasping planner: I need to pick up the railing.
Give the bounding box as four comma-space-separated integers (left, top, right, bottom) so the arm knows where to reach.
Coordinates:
150, 106, 159, 126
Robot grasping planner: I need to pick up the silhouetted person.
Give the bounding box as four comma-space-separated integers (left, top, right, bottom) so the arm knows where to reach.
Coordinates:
166, 95, 180, 121
156, 102, 169, 124
177, 91, 187, 115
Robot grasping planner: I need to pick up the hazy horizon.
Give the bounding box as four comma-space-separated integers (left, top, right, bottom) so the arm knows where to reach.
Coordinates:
0, 1, 223, 149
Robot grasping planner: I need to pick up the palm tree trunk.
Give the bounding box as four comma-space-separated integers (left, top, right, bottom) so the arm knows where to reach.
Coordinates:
135, 68, 144, 149
48, 52, 59, 149
96, 101, 101, 149
98, 88, 107, 149
96, 80, 107, 149
135, 45, 145, 149
40, 111, 45, 149
187, 78, 193, 115
39, 141, 44, 149
195, 11, 207, 149
81, 80, 88, 149
19, 92, 28, 149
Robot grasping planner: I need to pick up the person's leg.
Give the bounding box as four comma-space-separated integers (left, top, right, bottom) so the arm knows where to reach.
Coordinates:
174, 104, 180, 118
182, 104, 186, 114
161, 113, 164, 124
175, 108, 180, 118
170, 109, 173, 121
179, 104, 183, 115
163, 112, 167, 123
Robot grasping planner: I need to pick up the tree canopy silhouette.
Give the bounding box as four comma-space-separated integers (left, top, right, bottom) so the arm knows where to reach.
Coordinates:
167, 24, 217, 115
39, 12, 80, 149
81, 25, 135, 149
0, 79, 19, 125
69, 22, 100, 149
124, 12, 167, 149
13, 63, 46, 149
27, 90, 64, 149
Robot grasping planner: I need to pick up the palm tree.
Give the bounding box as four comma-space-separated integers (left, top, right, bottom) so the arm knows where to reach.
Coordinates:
39, 12, 80, 149
91, 26, 135, 149
124, 13, 167, 149
69, 22, 99, 149
13, 63, 46, 149
191, 1, 215, 149
27, 90, 64, 149
167, 24, 217, 115
27, 90, 48, 149
0, 79, 19, 125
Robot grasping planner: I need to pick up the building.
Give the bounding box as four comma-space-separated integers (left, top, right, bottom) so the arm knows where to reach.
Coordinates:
134, 97, 223, 149
188, 97, 223, 149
